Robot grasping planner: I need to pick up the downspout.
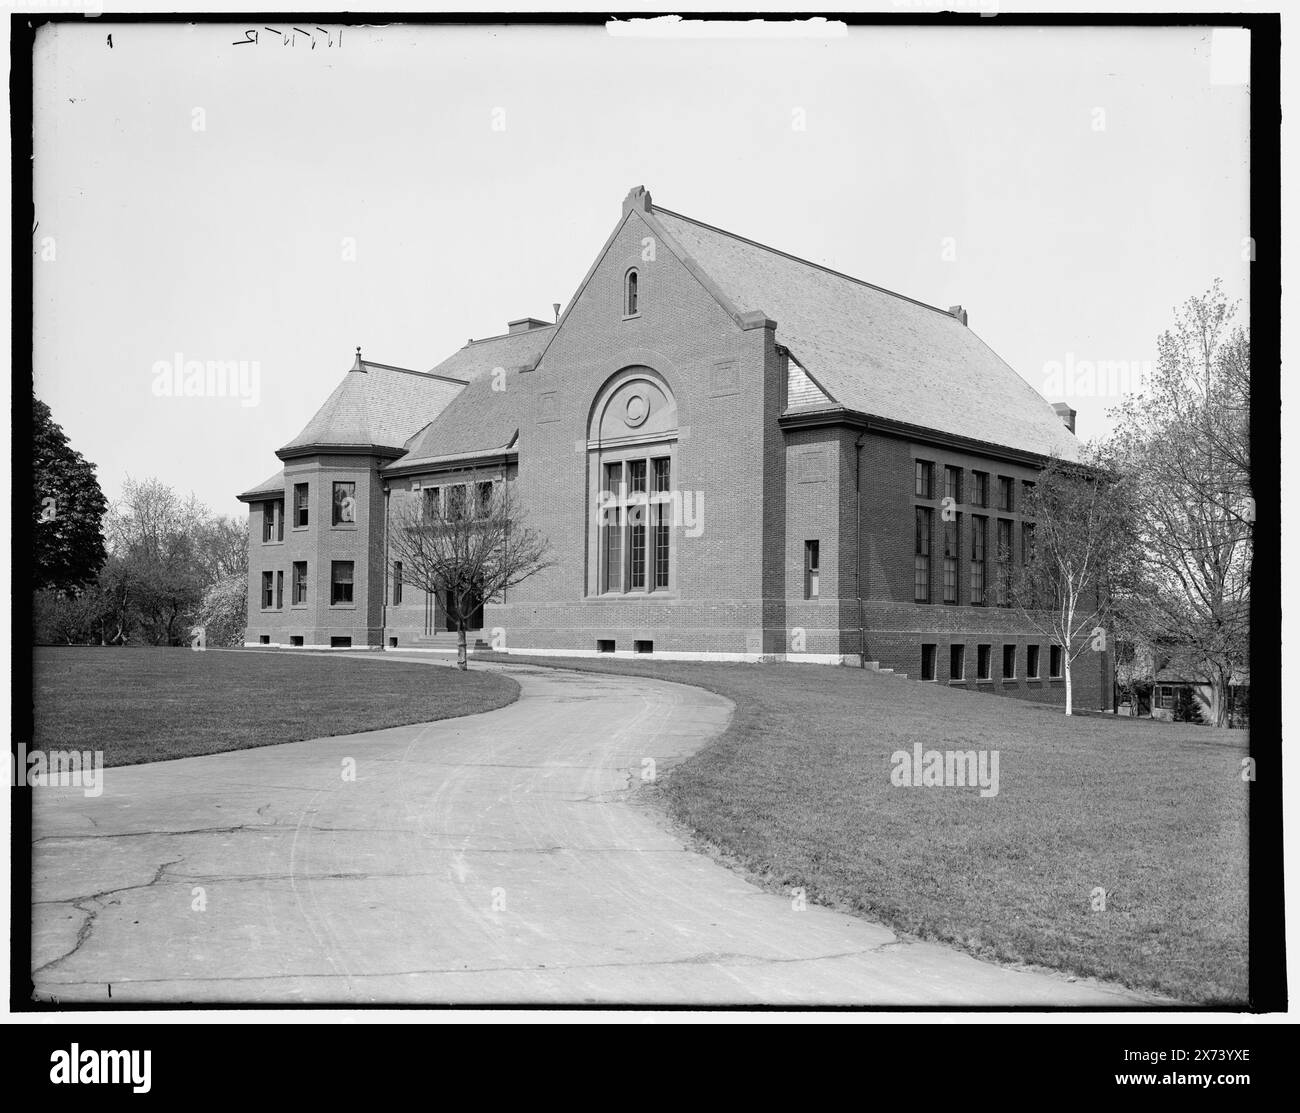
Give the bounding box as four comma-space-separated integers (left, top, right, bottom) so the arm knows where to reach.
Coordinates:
855, 432, 867, 667
382, 485, 390, 646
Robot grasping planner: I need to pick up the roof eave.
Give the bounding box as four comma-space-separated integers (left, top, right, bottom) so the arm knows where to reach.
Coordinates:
778, 407, 1073, 467
383, 445, 519, 478
277, 442, 409, 462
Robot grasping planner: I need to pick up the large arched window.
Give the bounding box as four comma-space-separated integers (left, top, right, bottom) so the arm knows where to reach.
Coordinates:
624, 269, 639, 317
587, 368, 677, 596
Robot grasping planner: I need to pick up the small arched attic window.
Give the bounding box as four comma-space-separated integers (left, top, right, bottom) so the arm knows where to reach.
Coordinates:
624, 269, 639, 317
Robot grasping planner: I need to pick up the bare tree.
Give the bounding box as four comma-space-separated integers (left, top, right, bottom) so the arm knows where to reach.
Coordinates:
1010, 452, 1141, 716
387, 478, 553, 670
1105, 281, 1251, 727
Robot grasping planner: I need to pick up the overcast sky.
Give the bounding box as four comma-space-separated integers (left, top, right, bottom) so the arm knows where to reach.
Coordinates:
32, 19, 1250, 517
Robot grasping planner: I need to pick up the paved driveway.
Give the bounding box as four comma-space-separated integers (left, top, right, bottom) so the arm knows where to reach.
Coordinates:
32, 655, 1154, 1005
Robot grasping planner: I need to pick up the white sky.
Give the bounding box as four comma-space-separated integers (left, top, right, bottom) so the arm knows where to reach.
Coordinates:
31, 20, 1251, 516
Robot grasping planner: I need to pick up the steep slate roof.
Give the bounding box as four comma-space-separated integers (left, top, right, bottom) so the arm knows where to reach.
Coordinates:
390, 366, 528, 470
279, 357, 466, 455
237, 467, 286, 502
425, 327, 553, 381
651, 206, 1079, 460
384, 330, 552, 470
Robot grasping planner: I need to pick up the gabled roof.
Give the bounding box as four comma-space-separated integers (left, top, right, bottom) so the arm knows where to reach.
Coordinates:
381, 330, 551, 471
278, 355, 466, 457
236, 467, 286, 503
650, 205, 1079, 460
425, 327, 553, 381
387, 366, 528, 472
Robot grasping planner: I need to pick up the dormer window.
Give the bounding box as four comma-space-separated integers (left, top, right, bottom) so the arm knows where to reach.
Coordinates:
624, 269, 639, 317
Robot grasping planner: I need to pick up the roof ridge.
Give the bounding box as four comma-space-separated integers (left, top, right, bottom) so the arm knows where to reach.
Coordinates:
466, 324, 556, 347
651, 204, 956, 320
363, 359, 468, 385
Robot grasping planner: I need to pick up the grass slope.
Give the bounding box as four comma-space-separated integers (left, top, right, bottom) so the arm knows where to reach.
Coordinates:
33, 647, 519, 766
480, 653, 1248, 1004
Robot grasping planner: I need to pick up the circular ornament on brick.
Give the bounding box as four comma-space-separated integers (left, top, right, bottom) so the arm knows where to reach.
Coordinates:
624, 392, 649, 427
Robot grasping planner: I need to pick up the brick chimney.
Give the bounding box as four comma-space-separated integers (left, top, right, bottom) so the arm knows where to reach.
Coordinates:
507, 318, 551, 334
1051, 402, 1077, 434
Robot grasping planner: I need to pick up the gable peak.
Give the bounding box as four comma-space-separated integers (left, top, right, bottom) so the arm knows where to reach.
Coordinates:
622, 184, 652, 216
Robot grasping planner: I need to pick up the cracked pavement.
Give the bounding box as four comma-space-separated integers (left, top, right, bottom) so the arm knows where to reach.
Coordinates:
31, 655, 1153, 1005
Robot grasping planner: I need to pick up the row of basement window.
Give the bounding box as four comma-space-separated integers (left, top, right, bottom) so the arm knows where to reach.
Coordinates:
919, 642, 1064, 683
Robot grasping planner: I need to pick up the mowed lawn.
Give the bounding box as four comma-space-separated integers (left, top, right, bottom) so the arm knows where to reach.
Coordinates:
480, 653, 1248, 1004
33, 647, 519, 767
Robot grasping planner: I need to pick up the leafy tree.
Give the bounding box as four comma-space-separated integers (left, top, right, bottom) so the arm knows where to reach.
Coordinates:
105, 478, 209, 645
388, 478, 553, 670
196, 573, 249, 648
1105, 281, 1251, 728
33, 396, 108, 592
192, 514, 249, 583
1010, 451, 1141, 716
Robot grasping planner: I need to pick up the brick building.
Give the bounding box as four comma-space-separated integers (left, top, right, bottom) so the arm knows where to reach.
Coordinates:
237, 185, 1111, 708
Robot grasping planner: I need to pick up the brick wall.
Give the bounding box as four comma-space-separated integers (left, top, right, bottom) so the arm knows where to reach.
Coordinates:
243, 453, 389, 647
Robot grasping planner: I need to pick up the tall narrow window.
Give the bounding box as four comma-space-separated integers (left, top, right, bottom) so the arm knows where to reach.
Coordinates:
263, 499, 283, 542
654, 504, 670, 588
603, 506, 623, 593
1049, 644, 1063, 678
1027, 644, 1041, 679
950, 644, 966, 681
652, 457, 671, 493
998, 475, 1015, 512
447, 485, 467, 520
970, 515, 987, 605
1002, 644, 1017, 680
977, 644, 992, 681
972, 471, 989, 508
275, 570, 283, 609
943, 514, 960, 604
921, 644, 937, 682
333, 481, 357, 525
629, 503, 647, 589
1020, 521, 1036, 606
261, 572, 274, 609
293, 483, 309, 527
393, 561, 403, 605
330, 561, 354, 605
624, 269, 639, 316
944, 466, 962, 504
629, 460, 650, 496
805, 540, 820, 599
476, 481, 493, 516
292, 561, 307, 604
914, 507, 932, 603
915, 459, 934, 499
1021, 480, 1036, 516
604, 461, 623, 501
996, 519, 1013, 606
423, 486, 441, 519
